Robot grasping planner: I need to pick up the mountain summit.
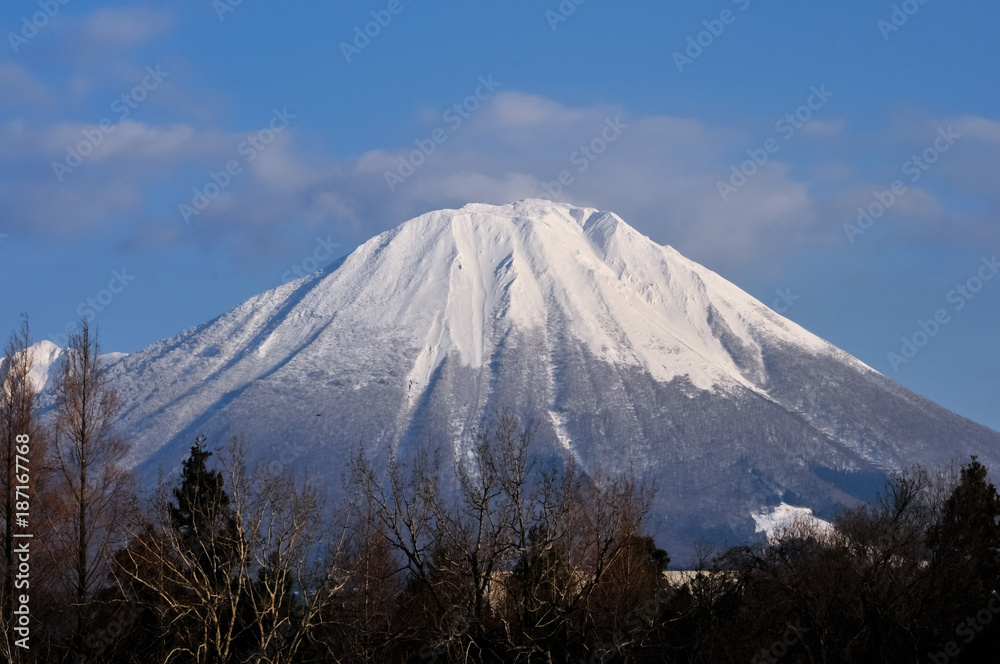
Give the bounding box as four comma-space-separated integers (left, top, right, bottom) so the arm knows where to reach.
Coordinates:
93, 200, 999, 557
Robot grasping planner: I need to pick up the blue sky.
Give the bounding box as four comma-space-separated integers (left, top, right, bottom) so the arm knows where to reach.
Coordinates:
1, 0, 998, 431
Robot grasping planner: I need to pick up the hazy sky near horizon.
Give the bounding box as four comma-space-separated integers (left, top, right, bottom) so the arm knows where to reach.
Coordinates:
1, 1, 998, 431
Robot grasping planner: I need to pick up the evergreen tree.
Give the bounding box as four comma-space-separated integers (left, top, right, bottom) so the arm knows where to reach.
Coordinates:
169, 436, 240, 587
929, 456, 1000, 592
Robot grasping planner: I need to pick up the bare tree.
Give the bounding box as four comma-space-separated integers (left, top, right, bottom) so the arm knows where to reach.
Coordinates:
312, 490, 406, 663
0, 316, 48, 662
116, 437, 353, 664
698, 467, 958, 664
236, 442, 354, 664
350, 413, 659, 662
46, 320, 133, 639
1, 319, 35, 594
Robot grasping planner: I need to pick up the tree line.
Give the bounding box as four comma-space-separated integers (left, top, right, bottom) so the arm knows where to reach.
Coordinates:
1, 317, 998, 663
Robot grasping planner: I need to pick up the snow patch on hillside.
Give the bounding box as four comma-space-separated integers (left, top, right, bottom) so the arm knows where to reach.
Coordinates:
752, 503, 833, 543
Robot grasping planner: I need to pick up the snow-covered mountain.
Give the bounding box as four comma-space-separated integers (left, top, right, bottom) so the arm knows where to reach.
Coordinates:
40, 200, 1000, 559
27, 339, 63, 393
4, 340, 125, 395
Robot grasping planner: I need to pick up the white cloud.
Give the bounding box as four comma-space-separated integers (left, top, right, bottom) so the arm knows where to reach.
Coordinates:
3, 92, 996, 274
0, 63, 49, 108
801, 118, 846, 137
70, 6, 175, 55
0, 119, 231, 234
249, 134, 321, 193
0, 91, 823, 268
296, 93, 822, 268
480, 91, 593, 128
810, 161, 853, 182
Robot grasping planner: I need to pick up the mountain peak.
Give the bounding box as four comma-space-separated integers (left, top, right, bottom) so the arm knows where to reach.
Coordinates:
299, 199, 826, 395
75, 201, 1000, 559
449, 199, 630, 243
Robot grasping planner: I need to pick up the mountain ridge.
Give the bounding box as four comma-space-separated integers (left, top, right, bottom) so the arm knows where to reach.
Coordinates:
26, 200, 1000, 559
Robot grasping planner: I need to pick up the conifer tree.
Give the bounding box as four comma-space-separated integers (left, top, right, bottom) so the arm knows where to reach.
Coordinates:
928, 456, 1000, 592
169, 435, 240, 587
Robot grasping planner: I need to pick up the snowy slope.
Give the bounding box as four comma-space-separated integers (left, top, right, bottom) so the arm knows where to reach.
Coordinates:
752, 503, 833, 543
0, 340, 64, 393
1, 340, 126, 395
28, 340, 63, 392
55, 200, 1000, 560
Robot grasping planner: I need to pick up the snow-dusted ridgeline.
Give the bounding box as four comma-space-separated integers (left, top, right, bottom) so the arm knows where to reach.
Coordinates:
23, 201, 1000, 559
